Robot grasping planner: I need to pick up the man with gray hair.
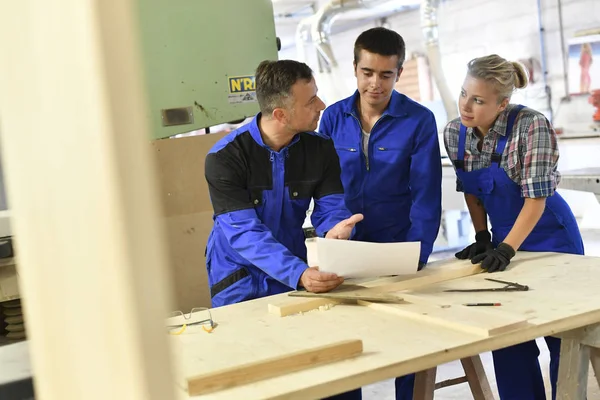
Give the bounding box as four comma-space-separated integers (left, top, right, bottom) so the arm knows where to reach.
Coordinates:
204, 60, 363, 313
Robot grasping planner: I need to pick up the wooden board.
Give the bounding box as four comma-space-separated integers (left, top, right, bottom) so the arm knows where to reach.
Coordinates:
357, 301, 528, 337
186, 340, 363, 396
288, 291, 404, 303
0, 2, 176, 399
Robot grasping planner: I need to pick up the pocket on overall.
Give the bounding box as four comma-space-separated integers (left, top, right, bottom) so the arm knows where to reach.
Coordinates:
460, 168, 495, 196
248, 187, 267, 214
521, 195, 583, 254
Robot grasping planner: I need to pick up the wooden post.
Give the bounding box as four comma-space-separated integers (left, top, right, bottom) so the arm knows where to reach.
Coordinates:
0, 1, 176, 400
413, 367, 437, 400
460, 356, 494, 400
555, 324, 600, 400
591, 348, 600, 388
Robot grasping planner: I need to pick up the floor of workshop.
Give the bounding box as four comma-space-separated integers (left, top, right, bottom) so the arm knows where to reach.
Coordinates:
359, 228, 600, 399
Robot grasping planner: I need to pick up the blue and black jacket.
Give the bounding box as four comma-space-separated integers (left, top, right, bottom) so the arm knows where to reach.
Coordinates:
319, 90, 442, 264
205, 114, 352, 307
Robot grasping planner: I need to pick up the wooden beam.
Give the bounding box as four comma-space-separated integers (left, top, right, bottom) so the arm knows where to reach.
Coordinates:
186, 340, 363, 396
288, 291, 404, 303
557, 338, 590, 400
460, 356, 494, 400
0, 1, 175, 399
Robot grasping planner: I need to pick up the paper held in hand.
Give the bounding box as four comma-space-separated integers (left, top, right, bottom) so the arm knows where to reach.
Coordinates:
315, 238, 421, 278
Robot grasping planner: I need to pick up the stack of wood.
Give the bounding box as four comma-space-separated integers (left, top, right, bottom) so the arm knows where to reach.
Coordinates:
1, 299, 25, 341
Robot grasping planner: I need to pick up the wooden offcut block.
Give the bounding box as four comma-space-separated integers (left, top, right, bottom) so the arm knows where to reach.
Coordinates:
186, 339, 363, 396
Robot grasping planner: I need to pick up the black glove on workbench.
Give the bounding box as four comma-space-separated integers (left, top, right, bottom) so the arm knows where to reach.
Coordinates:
455, 230, 493, 260
471, 242, 516, 273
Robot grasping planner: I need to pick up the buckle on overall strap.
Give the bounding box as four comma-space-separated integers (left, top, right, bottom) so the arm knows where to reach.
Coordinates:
453, 159, 465, 170
491, 153, 502, 163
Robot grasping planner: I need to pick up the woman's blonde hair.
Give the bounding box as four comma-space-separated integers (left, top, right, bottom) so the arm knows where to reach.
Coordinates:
467, 54, 529, 102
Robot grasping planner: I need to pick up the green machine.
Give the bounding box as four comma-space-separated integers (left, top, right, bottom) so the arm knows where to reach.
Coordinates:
136, 0, 280, 140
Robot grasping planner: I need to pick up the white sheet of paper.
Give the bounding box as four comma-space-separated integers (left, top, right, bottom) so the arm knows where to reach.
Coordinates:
315, 238, 420, 278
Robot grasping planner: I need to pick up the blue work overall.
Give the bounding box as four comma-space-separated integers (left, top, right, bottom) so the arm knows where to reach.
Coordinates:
455, 105, 584, 400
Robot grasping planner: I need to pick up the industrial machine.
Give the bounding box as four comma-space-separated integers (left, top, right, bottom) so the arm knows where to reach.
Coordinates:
136, 0, 280, 139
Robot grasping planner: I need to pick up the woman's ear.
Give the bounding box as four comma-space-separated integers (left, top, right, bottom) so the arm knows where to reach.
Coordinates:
498, 97, 509, 113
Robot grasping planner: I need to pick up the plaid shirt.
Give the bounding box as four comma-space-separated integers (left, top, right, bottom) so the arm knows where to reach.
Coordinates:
443, 104, 561, 198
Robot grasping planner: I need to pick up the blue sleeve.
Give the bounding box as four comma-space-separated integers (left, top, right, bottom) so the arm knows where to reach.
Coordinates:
311, 194, 352, 237
215, 210, 308, 289
406, 112, 442, 264
317, 108, 333, 139
309, 135, 353, 236
205, 152, 308, 289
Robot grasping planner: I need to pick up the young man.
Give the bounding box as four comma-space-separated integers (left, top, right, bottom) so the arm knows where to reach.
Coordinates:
319, 27, 443, 400
205, 59, 363, 307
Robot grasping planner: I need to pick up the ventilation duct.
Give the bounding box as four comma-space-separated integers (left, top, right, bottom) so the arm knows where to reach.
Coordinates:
421, 0, 458, 120
310, 0, 391, 69
296, 0, 457, 116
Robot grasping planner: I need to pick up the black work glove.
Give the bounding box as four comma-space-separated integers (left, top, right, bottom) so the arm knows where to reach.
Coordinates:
455, 230, 493, 260
471, 242, 516, 273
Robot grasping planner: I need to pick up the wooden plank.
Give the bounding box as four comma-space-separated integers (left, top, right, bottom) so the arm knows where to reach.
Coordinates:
557, 338, 590, 400
366, 264, 483, 294
288, 291, 404, 303
0, 2, 176, 400
186, 340, 363, 396
413, 367, 437, 400
268, 263, 482, 316
460, 356, 494, 400
357, 301, 528, 337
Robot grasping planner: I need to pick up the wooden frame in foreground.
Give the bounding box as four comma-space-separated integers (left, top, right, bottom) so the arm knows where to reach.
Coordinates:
0, 2, 175, 399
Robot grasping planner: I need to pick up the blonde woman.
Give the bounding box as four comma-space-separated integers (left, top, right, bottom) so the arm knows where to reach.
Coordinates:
444, 54, 584, 399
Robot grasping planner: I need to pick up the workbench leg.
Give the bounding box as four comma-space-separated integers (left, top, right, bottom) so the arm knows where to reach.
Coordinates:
556, 338, 590, 400
591, 347, 600, 388
460, 356, 494, 400
413, 367, 436, 400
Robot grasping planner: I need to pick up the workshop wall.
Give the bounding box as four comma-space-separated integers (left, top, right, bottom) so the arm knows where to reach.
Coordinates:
277, 0, 600, 119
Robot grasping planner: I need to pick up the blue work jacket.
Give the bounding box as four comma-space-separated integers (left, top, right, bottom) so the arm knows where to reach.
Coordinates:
319, 90, 442, 264
205, 114, 352, 307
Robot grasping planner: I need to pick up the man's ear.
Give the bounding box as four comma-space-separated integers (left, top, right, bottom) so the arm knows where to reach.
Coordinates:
353, 61, 357, 78
395, 67, 403, 83
272, 107, 287, 124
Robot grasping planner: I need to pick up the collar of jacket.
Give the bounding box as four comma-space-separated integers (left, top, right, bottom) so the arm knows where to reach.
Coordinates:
248, 113, 301, 152
341, 90, 409, 119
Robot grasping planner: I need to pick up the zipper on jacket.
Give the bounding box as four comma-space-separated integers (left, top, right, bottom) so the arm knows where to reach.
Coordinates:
270, 150, 283, 237
350, 112, 388, 171
350, 114, 370, 171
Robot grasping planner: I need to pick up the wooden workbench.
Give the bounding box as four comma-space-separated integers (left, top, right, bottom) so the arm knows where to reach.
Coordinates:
172, 251, 600, 399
